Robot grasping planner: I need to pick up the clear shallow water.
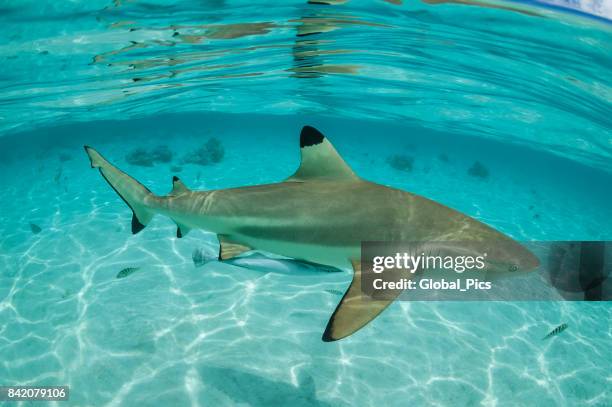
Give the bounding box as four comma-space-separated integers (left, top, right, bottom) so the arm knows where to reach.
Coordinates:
1, 1, 611, 407
1, 115, 611, 406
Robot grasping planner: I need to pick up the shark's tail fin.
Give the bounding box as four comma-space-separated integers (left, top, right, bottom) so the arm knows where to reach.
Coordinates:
84, 146, 156, 234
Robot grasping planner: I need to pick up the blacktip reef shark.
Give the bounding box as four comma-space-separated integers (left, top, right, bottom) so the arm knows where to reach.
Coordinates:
84, 126, 540, 341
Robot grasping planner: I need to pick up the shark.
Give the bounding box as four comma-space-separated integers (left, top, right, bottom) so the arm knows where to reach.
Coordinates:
84, 125, 540, 341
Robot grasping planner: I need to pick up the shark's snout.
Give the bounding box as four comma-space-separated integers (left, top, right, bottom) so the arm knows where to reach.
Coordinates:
484, 239, 541, 279
502, 241, 540, 273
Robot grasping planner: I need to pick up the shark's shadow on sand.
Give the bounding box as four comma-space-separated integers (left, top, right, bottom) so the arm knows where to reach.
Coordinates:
198, 366, 336, 407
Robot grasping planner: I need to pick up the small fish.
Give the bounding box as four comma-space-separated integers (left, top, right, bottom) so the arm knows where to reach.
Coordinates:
54, 166, 63, 184
325, 289, 343, 296
29, 223, 42, 234
543, 323, 568, 340
58, 153, 72, 162
116, 267, 140, 279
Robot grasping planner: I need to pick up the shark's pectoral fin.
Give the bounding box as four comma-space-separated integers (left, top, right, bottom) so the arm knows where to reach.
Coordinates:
286, 126, 358, 182
218, 235, 254, 260
322, 260, 398, 342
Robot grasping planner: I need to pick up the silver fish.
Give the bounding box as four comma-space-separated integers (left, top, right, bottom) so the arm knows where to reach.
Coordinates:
29, 223, 42, 234
116, 267, 140, 279
543, 323, 568, 340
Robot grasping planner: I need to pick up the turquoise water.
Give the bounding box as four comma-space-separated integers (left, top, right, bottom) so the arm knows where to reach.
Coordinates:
1, 1, 611, 406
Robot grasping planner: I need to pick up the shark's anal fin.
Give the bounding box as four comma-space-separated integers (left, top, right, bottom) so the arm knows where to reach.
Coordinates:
218, 235, 253, 260
322, 260, 398, 342
286, 126, 357, 182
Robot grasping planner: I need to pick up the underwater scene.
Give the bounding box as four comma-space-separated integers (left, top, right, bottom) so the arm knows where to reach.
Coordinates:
1, 1, 611, 406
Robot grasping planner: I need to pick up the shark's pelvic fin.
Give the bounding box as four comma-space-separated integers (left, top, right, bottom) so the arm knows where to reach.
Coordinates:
176, 223, 191, 238
322, 260, 399, 342
171, 176, 190, 195
218, 235, 253, 260
286, 126, 358, 182
84, 146, 155, 234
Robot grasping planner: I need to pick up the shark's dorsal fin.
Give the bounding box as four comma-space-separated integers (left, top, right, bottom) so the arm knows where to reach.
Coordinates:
218, 235, 253, 260
322, 260, 403, 342
286, 126, 357, 182
171, 176, 190, 195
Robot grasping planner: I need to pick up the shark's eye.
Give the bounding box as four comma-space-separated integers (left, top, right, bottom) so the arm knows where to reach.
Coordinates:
509, 265, 518, 272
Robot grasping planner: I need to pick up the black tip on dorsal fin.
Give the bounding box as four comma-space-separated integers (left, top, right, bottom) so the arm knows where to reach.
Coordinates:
287, 125, 357, 182
173, 176, 180, 182
300, 125, 325, 148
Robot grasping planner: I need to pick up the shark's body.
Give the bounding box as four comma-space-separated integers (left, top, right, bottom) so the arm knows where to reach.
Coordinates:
85, 125, 539, 341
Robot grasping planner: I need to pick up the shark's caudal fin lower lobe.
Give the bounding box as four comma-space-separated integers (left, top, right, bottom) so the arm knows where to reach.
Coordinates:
84, 146, 156, 234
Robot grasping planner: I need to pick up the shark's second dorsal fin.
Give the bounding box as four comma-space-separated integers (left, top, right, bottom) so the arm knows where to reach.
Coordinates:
286, 126, 357, 182
171, 176, 190, 195
171, 176, 191, 238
